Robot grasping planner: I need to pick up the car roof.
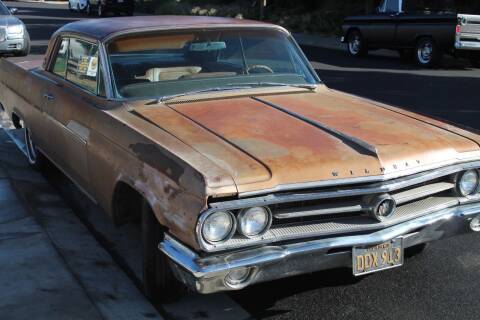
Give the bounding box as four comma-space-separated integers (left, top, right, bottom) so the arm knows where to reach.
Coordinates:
56, 15, 283, 42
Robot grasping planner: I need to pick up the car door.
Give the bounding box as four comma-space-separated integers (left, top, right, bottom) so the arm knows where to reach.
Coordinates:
365, 0, 401, 47
41, 36, 104, 194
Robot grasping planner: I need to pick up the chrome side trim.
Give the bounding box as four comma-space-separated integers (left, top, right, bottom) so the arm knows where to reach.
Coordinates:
161, 201, 480, 293
253, 97, 378, 157
236, 159, 480, 198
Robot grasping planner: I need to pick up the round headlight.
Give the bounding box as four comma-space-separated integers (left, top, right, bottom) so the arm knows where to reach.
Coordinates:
237, 207, 272, 237
457, 170, 479, 196
202, 211, 235, 243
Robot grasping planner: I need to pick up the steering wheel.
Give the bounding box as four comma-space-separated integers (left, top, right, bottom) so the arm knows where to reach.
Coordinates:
246, 64, 274, 74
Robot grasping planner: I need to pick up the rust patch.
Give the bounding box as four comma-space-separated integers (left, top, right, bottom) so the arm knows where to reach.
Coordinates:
129, 142, 185, 183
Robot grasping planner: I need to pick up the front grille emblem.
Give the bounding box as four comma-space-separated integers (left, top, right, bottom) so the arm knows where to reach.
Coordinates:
369, 194, 397, 222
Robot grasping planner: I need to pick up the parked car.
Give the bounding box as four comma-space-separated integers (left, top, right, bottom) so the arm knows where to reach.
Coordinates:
3, 16, 480, 302
0, 1, 29, 56
68, 0, 88, 13
85, 0, 134, 17
341, 0, 480, 67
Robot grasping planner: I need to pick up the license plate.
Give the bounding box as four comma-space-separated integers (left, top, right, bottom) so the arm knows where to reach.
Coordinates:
352, 238, 404, 276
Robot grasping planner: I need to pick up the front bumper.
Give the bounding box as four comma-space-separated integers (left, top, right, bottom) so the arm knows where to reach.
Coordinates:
0, 38, 25, 53
159, 202, 480, 294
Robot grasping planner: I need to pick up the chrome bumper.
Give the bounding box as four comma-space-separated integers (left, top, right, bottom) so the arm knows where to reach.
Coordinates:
159, 202, 480, 294
455, 41, 480, 51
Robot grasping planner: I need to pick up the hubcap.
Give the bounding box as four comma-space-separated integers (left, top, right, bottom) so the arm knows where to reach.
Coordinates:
417, 42, 433, 64
349, 35, 361, 54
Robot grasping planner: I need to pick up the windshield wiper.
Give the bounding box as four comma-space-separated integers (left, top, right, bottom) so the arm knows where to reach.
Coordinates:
226, 82, 317, 90
159, 86, 248, 103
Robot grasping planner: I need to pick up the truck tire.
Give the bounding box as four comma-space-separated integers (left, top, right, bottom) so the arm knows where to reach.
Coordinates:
415, 37, 441, 68
347, 30, 367, 57
24, 127, 46, 170
142, 200, 185, 303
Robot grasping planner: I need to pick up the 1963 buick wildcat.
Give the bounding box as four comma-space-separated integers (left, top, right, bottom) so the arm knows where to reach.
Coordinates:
2, 16, 480, 302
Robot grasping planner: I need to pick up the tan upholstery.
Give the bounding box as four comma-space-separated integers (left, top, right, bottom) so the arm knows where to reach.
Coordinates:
136, 66, 202, 82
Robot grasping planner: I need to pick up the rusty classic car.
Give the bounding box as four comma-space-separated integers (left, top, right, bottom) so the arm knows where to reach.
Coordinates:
2, 16, 480, 302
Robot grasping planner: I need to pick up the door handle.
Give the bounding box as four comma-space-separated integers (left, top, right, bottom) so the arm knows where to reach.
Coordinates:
43, 93, 55, 101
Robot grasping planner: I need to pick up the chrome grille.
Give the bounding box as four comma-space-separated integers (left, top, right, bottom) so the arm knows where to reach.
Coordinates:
219, 196, 458, 249
202, 162, 480, 252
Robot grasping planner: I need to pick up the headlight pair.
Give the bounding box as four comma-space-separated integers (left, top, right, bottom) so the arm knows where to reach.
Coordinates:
201, 207, 272, 244
456, 170, 480, 196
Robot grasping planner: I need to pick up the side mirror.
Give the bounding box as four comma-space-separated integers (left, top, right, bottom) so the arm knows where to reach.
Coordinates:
9, 8, 18, 14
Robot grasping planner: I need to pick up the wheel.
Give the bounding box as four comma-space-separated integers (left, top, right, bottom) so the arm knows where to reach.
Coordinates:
97, 4, 105, 17
347, 30, 367, 57
142, 200, 185, 303
24, 127, 46, 170
398, 49, 414, 61
415, 37, 441, 68
405, 243, 429, 258
86, 2, 92, 15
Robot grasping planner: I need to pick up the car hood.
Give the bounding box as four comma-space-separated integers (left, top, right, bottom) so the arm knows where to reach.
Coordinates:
0, 15, 23, 28
132, 86, 480, 196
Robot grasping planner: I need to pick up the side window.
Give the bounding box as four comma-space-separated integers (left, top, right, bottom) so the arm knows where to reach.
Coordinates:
379, 0, 400, 13
51, 38, 69, 77
385, 0, 400, 12
66, 38, 100, 94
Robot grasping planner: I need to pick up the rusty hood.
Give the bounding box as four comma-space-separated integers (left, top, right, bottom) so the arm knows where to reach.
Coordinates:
132, 86, 480, 196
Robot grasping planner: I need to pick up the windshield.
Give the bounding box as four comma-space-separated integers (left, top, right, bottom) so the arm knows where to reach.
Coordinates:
107, 29, 319, 99
0, 2, 11, 15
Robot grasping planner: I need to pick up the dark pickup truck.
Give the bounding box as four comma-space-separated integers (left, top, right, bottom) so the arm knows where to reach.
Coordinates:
341, 0, 480, 67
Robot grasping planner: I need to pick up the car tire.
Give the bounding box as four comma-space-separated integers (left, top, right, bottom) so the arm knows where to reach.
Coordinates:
415, 37, 441, 68
347, 30, 367, 57
24, 127, 46, 170
142, 200, 185, 303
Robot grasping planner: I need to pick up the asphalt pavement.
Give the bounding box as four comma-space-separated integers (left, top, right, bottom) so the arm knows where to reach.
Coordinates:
3, 1, 480, 319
